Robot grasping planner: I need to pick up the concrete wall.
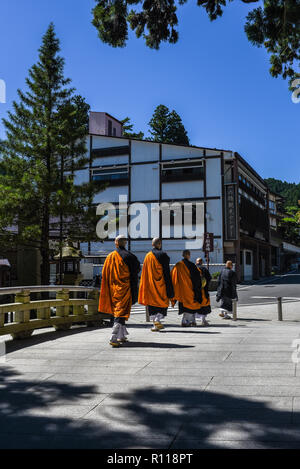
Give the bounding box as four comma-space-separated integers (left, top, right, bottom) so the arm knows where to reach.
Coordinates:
92, 135, 129, 149
89, 112, 123, 137
162, 180, 204, 199
162, 144, 204, 160
131, 140, 159, 162
131, 163, 159, 201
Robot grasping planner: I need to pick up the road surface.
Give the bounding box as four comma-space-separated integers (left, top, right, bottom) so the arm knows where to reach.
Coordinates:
210, 272, 300, 307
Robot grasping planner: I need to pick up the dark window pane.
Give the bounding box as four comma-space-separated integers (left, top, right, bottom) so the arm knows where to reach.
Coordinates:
108, 120, 112, 136
246, 252, 252, 265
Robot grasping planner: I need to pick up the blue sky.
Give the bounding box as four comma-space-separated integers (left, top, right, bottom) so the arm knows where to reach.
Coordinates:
0, 0, 299, 182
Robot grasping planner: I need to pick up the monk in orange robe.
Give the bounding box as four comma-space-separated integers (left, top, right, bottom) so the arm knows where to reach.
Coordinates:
171, 249, 203, 327
138, 238, 174, 332
99, 235, 140, 347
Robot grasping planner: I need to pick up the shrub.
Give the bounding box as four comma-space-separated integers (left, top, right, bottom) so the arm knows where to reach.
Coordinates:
212, 271, 220, 279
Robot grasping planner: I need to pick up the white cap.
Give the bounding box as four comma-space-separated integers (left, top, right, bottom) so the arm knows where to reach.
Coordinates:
115, 234, 127, 241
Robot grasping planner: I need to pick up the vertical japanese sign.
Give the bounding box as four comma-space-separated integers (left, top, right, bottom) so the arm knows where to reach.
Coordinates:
203, 232, 214, 271
203, 232, 214, 253
225, 184, 237, 240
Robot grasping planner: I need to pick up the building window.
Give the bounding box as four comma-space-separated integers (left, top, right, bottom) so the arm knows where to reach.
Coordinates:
92, 166, 129, 186
269, 200, 276, 214
161, 161, 204, 182
65, 262, 75, 273
245, 252, 252, 265
108, 120, 112, 136
239, 195, 269, 239
238, 175, 266, 206
113, 127, 116, 136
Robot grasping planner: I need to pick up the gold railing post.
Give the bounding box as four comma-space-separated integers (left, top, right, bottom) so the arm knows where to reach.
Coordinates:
37, 303, 51, 320
73, 295, 85, 316
0, 286, 107, 339
12, 289, 33, 339
87, 289, 99, 315
56, 289, 70, 317
15, 289, 31, 323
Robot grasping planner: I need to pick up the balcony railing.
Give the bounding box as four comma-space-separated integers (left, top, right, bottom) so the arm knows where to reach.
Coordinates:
0, 285, 103, 340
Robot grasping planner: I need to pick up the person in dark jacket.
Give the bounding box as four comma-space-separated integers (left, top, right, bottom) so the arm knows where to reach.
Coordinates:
216, 260, 238, 319
196, 258, 212, 297
92, 274, 101, 289
196, 258, 212, 326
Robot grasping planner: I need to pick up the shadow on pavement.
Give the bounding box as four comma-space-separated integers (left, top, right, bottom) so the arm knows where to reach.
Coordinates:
121, 342, 194, 349
4, 326, 103, 355
0, 367, 299, 449
163, 330, 220, 334
234, 318, 271, 322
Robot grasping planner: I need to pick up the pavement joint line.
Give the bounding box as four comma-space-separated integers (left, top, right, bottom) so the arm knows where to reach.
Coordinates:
204, 376, 214, 391
40, 373, 55, 382
251, 296, 300, 301
134, 361, 152, 375
167, 422, 185, 450
223, 352, 232, 362
237, 301, 300, 307
79, 401, 103, 420
97, 394, 111, 406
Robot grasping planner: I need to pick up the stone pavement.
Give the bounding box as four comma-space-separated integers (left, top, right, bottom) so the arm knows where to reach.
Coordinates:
1, 300, 300, 449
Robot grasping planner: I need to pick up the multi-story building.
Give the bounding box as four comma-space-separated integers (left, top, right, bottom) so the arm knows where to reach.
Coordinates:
269, 191, 300, 273
236, 155, 271, 280
76, 113, 277, 282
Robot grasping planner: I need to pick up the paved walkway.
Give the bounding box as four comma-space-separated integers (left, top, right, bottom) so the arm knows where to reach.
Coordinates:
1, 301, 300, 449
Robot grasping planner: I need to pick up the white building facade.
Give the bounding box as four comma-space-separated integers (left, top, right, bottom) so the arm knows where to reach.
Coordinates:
76, 133, 239, 269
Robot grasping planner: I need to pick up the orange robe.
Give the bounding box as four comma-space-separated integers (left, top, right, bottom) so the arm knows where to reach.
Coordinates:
98, 250, 132, 319
171, 260, 202, 311
138, 251, 169, 308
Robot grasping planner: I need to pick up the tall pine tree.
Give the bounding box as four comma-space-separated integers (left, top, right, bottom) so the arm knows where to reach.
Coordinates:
121, 117, 144, 139
148, 105, 170, 143
0, 24, 99, 284
148, 105, 189, 145
167, 110, 189, 145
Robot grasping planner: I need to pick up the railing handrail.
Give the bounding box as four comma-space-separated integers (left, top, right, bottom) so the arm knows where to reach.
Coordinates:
0, 285, 102, 339
0, 285, 97, 295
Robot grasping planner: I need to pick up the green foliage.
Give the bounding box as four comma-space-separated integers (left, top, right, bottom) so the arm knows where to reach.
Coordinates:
265, 178, 300, 209
92, 0, 128, 48
121, 117, 144, 139
244, 0, 300, 81
212, 271, 220, 279
148, 104, 189, 145
266, 178, 300, 244
91, 0, 300, 83
0, 24, 102, 283
279, 206, 300, 244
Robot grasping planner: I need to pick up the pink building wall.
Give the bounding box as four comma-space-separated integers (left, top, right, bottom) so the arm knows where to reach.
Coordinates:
89, 112, 123, 137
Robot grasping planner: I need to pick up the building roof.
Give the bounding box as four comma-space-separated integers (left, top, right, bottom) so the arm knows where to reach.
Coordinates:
235, 152, 268, 189
88, 132, 270, 188
88, 132, 233, 154
90, 112, 124, 126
